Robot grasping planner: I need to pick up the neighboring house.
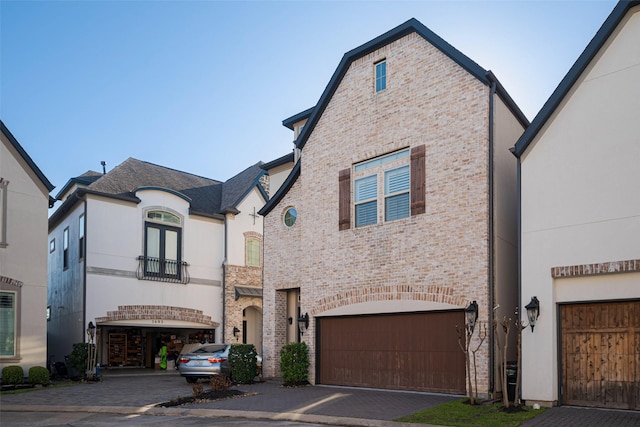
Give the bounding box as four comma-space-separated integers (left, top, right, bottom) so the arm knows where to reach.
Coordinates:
260, 18, 528, 396
47, 156, 289, 368
512, 1, 640, 410
0, 121, 54, 374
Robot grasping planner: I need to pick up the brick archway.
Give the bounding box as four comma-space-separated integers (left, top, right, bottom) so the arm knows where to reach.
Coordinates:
95, 305, 218, 327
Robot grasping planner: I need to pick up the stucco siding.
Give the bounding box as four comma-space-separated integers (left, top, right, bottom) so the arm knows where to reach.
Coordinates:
520, 7, 640, 406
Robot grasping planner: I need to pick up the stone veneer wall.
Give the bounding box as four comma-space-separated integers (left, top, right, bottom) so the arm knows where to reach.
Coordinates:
263, 32, 492, 392
224, 264, 263, 343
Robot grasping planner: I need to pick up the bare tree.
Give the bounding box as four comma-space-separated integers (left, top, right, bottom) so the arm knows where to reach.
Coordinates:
493, 316, 511, 408
470, 322, 487, 402
456, 323, 476, 404
513, 314, 527, 407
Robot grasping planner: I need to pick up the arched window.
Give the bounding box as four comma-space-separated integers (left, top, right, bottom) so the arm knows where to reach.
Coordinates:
246, 237, 261, 267
143, 210, 182, 279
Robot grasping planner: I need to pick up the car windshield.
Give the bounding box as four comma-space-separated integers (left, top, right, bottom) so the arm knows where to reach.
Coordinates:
192, 345, 226, 354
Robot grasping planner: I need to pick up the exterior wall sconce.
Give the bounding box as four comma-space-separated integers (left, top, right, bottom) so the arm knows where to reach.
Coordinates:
233, 326, 240, 338
525, 296, 540, 332
465, 300, 479, 333
298, 313, 309, 335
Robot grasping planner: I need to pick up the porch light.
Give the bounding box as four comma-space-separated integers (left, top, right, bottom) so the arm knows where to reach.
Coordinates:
233, 326, 240, 338
298, 313, 309, 335
525, 296, 540, 332
465, 301, 479, 333
87, 321, 96, 341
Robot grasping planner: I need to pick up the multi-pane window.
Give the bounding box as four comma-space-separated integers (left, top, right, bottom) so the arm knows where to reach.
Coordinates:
375, 60, 387, 92
78, 214, 85, 260
63, 227, 69, 269
144, 210, 182, 279
246, 238, 260, 267
0, 291, 16, 357
354, 149, 410, 227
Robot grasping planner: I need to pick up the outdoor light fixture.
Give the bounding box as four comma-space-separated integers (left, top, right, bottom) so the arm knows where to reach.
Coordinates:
288, 317, 293, 325
298, 313, 309, 335
87, 321, 96, 341
86, 321, 97, 381
465, 301, 479, 333
233, 326, 240, 338
525, 296, 540, 332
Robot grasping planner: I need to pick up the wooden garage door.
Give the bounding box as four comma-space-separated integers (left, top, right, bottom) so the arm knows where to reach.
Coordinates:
561, 301, 640, 410
317, 311, 465, 393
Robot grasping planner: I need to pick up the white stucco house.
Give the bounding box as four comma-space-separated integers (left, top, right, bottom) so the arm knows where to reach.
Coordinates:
512, 0, 639, 410
1, 121, 55, 375
47, 156, 291, 369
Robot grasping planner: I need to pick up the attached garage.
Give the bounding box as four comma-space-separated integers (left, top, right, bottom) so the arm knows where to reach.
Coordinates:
561, 300, 640, 410
317, 311, 466, 393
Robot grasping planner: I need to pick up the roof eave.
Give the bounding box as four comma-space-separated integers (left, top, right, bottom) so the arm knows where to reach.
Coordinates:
512, 0, 639, 158
258, 160, 301, 216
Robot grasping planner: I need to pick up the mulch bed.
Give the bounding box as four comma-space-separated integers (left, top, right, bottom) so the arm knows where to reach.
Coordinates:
156, 389, 254, 407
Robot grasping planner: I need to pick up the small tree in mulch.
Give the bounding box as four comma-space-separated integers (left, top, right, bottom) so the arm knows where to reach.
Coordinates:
457, 321, 486, 405
279, 342, 310, 386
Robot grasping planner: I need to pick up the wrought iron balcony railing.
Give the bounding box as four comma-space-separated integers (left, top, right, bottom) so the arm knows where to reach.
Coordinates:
136, 256, 190, 284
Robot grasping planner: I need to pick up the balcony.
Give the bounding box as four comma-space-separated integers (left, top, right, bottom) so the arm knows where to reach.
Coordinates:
136, 256, 190, 284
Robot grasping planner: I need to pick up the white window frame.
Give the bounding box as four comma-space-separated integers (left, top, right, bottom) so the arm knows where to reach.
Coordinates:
353, 149, 410, 227
375, 60, 387, 92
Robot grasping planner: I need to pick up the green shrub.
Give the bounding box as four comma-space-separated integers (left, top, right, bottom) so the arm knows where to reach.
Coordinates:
2, 365, 24, 385
279, 342, 310, 385
69, 342, 94, 373
228, 344, 258, 384
28, 366, 50, 385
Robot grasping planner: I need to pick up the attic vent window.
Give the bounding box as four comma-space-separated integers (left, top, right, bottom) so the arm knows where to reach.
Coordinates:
375, 60, 386, 92
147, 211, 180, 225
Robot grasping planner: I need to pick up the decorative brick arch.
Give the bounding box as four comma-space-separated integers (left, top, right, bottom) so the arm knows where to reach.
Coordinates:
314, 284, 466, 315
95, 305, 218, 327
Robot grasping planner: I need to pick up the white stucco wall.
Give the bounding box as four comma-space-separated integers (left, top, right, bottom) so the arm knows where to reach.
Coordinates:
1, 135, 50, 372
226, 187, 265, 267
84, 188, 226, 340
520, 7, 640, 405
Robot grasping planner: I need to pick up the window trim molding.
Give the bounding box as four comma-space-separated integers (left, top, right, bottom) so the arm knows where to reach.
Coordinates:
375, 59, 387, 93
0, 276, 22, 361
244, 232, 262, 268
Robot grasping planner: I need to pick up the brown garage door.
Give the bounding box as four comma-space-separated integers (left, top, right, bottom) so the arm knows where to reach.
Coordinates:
317, 311, 465, 393
561, 300, 640, 410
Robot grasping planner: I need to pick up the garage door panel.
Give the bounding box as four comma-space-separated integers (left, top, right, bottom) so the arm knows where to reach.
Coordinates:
561, 301, 639, 410
318, 311, 465, 393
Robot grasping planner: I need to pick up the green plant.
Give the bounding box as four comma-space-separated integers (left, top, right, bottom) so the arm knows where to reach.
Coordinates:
279, 342, 310, 385
28, 366, 50, 385
69, 343, 93, 373
228, 344, 258, 384
209, 374, 231, 391
1, 365, 24, 385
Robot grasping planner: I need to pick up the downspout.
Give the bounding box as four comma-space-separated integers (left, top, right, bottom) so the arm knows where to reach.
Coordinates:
79, 191, 88, 345
487, 76, 497, 397
221, 214, 228, 344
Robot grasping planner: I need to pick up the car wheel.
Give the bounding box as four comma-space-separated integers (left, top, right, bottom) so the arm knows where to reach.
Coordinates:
185, 377, 198, 384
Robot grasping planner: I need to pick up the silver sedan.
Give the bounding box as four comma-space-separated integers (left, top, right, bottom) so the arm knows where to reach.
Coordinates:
178, 343, 230, 383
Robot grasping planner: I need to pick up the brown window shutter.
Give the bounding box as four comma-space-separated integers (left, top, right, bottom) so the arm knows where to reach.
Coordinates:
339, 168, 351, 230
411, 145, 426, 215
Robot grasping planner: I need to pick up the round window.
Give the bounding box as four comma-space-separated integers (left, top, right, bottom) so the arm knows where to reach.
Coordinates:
284, 207, 297, 227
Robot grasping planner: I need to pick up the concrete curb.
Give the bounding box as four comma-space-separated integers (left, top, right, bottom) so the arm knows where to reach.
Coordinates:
0, 405, 437, 427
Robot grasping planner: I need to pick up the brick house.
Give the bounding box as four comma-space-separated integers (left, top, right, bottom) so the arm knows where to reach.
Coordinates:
259, 18, 528, 395
512, 1, 640, 410
1, 121, 54, 374
47, 157, 290, 369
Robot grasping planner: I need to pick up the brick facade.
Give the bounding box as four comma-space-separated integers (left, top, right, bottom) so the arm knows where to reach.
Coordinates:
95, 305, 218, 327
262, 24, 520, 397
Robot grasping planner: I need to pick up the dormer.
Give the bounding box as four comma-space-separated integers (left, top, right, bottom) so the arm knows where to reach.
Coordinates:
282, 107, 314, 142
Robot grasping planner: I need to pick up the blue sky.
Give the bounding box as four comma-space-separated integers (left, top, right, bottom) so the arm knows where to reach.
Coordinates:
2, 0, 618, 200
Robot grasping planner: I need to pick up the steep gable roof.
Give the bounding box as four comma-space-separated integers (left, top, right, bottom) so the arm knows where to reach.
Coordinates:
219, 162, 267, 214
512, 1, 639, 157
295, 17, 527, 151
1, 120, 54, 192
